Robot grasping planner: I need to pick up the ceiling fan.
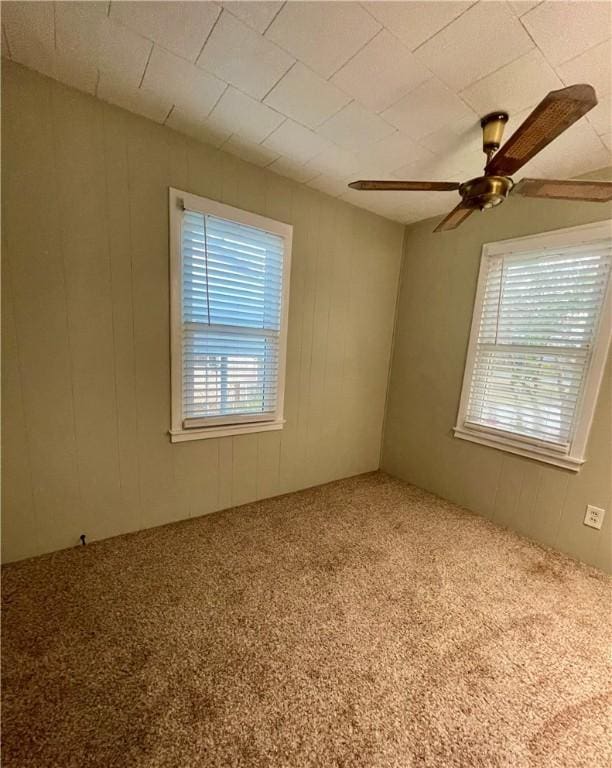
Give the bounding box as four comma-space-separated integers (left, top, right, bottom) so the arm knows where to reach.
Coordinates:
348, 84, 612, 233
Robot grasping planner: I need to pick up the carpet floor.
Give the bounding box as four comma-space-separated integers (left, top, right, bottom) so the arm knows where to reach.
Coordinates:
1, 472, 610, 768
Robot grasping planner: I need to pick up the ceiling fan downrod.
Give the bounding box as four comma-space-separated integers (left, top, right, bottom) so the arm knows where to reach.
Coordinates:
348, 83, 612, 233
453, 112, 514, 212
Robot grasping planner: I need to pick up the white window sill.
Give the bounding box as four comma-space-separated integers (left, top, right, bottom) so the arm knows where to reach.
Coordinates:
169, 419, 284, 443
453, 425, 583, 472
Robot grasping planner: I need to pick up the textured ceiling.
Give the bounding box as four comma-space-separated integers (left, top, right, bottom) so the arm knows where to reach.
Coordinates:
2, 1, 611, 224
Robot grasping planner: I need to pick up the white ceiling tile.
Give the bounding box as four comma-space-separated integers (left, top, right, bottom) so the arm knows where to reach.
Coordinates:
331, 30, 432, 113
267, 156, 319, 183
392, 149, 478, 184
97, 73, 173, 123
522, 1, 611, 66
353, 131, 434, 176
557, 39, 612, 99
508, 1, 542, 17
197, 10, 293, 100
56, 1, 152, 89
222, 135, 280, 166
414, 2, 534, 92
373, 203, 408, 220
382, 78, 476, 140
340, 188, 412, 215
317, 101, 396, 152
304, 145, 361, 178
207, 86, 283, 143
222, 2, 283, 33
2, 26, 12, 58
165, 107, 231, 147
514, 157, 547, 179
419, 115, 481, 158
264, 63, 351, 129
445, 152, 484, 182
142, 47, 225, 115
265, 2, 380, 79
587, 95, 612, 137
3, 0, 610, 226
21, 47, 98, 95
460, 48, 563, 118
2, 1, 54, 55
263, 119, 335, 164
307, 174, 349, 198
49, 53, 100, 96
530, 119, 611, 178
392, 191, 461, 223
2, 1, 98, 94
553, 144, 612, 178
361, 1, 472, 51
109, 1, 221, 62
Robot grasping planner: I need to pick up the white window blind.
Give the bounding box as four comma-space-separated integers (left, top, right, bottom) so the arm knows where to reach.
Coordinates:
455, 222, 612, 470
169, 189, 292, 442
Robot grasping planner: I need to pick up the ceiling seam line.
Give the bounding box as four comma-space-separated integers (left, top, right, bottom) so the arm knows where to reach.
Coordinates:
262, 2, 287, 35
517, 15, 544, 60
195, 6, 224, 65
138, 44, 154, 89
314, 99, 356, 133
206, 83, 229, 120
259, 117, 288, 146
554, 37, 609, 69
3, 27, 13, 60
163, 104, 175, 126
376, 75, 437, 117
260, 60, 297, 103
411, 1, 479, 53
325, 26, 383, 81
514, 8, 604, 156
453, 45, 543, 118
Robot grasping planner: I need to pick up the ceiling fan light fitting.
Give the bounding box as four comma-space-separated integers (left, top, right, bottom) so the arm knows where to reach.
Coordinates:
481, 112, 509, 152
346, 85, 606, 232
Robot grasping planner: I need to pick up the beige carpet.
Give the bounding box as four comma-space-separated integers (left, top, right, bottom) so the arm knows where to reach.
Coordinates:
2, 472, 610, 768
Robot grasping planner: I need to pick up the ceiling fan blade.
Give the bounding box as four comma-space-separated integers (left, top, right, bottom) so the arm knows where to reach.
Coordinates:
513, 177, 612, 202
485, 84, 597, 177
434, 203, 474, 233
348, 180, 461, 191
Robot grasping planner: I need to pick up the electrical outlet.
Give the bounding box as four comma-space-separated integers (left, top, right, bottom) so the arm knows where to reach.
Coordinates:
584, 505, 605, 530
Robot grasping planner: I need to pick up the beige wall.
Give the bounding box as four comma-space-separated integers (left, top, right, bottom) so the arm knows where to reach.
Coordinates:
3, 60, 610, 573
382, 168, 612, 572
1, 62, 404, 563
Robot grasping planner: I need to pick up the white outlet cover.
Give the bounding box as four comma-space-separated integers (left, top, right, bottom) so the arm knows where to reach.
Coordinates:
584, 504, 605, 530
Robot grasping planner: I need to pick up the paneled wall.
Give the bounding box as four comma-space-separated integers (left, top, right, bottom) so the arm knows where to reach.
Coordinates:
382, 168, 612, 572
1, 62, 404, 562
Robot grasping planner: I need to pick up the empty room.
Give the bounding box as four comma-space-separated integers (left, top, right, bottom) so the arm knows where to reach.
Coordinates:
1, 0, 611, 765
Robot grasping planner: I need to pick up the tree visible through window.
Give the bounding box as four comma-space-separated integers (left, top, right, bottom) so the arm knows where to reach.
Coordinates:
455, 221, 611, 470
169, 189, 292, 442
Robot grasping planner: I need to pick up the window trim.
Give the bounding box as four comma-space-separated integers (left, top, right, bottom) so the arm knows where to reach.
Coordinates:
454, 220, 612, 471
168, 188, 293, 443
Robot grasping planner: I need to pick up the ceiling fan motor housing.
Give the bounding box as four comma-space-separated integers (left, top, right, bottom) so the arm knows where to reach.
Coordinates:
459, 175, 514, 210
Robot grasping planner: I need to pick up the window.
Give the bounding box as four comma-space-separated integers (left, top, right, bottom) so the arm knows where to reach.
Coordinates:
455, 221, 612, 470
169, 189, 292, 443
